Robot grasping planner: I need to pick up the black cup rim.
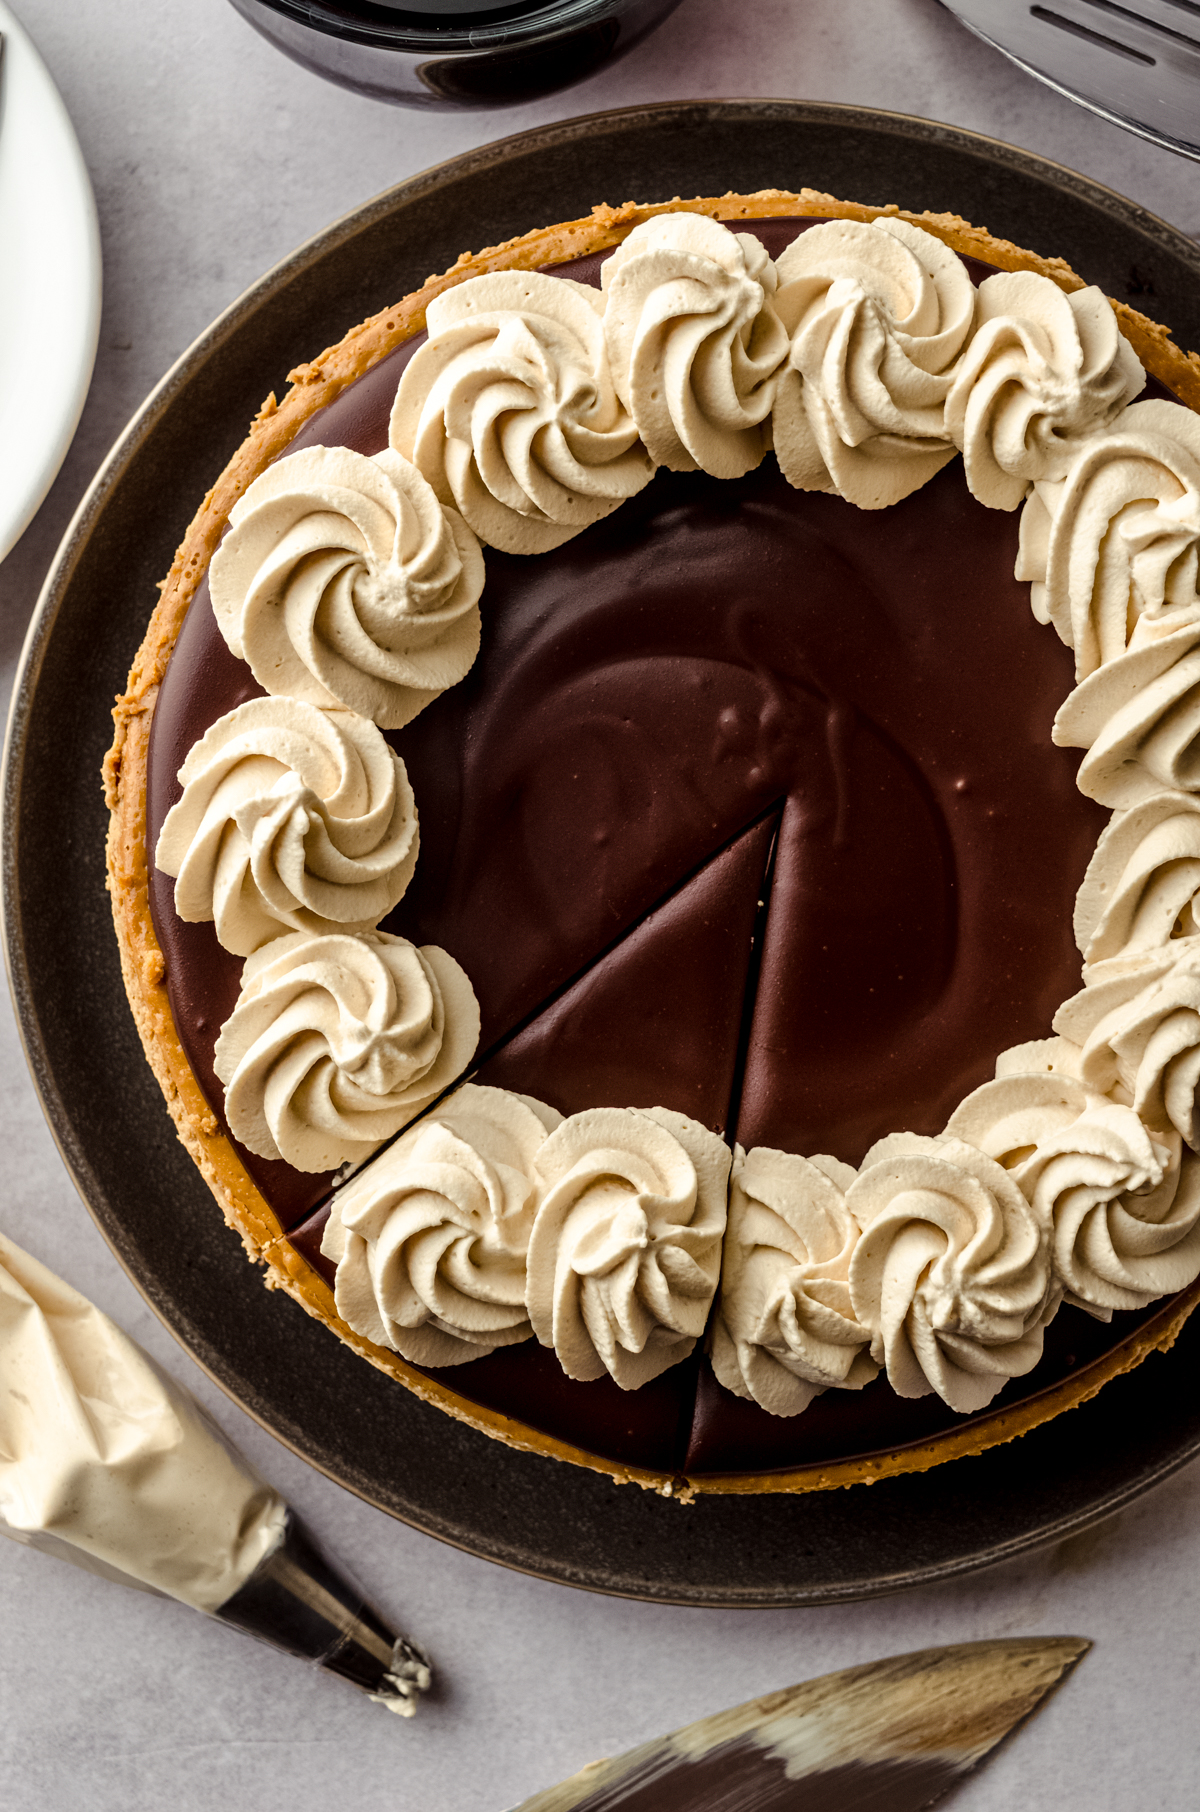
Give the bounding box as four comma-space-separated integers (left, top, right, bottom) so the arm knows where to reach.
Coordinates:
237, 0, 632, 52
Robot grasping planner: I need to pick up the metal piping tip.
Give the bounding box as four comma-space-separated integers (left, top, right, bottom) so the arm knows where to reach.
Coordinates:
214, 1511, 432, 1717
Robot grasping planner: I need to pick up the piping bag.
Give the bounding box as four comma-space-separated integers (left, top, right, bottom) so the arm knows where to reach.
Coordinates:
0, 1230, 431, 1715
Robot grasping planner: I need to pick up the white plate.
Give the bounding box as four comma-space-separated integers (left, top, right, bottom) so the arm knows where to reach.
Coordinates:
0, 4, 100, 564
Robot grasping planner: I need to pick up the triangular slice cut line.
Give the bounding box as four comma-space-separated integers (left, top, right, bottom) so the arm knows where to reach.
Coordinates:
473, 810, 781, 1130
733, 717, 957, 1164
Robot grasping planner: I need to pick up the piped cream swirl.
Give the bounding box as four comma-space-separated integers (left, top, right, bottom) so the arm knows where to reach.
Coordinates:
1054, 616, 1200, 807
710, 1146, 875, 1418
846, 1133, 1058, 1413
391, 271, 653, 555
209, 446, 484, 729
600, 213, 789, 479
771, 217, 974, 509
155, 698, 419, 957
946, 1066, 1103, 1164
1017, 398, 1200, 678
944, 272, 1143, 511
947, 1068, 1200, 1315
1055, 942, 1200, 1151
525, 1106, 730, 1389
213, 929, 479, 1171
1074, 790, 1200, 965
1025, 1122, 1200, 1316
321, 1084, 561, 1366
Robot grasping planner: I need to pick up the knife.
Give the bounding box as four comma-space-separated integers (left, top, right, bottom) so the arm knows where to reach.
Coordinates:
511, 1635, 1088, 1810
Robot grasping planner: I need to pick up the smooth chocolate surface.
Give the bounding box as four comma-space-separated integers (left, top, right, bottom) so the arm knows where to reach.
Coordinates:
386, 444, 1103, 1156
474, 810, 779, 1126
685, 1290, 1168, 1476
145, 218, 1169, 1478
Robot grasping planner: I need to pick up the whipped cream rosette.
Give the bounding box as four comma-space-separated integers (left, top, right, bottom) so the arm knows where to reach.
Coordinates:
770, 216, 974, 509
993, 1035, 1088, 1083
1019, 399, 1200, 679
209, 445, 484, 730
213, 928, 479, 1171
946, 1066, 1103, 1166
1074, 790, 1200, 965
845, 1133, 1058, 1413
1053, 615, 1200, 809
322, 1084, 561, 1367
710, 1146, 875, 1418
1023, 1121, 1200, 1317
525, 1106, 730, 1389
947, 1064, 1200, 1314
390, 270, 653, 556
155, 697, 419, 958
599, 212, 789, 480
945, 271, 1143, 512
1056, 941, 1200, 1151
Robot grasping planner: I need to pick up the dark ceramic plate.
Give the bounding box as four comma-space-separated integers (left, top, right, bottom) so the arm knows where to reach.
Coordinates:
7, 101, 1200, 1607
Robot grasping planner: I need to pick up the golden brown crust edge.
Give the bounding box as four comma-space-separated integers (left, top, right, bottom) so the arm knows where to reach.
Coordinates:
105, 187, 1200, 1499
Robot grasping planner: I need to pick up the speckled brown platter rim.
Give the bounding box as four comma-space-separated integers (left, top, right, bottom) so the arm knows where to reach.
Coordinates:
8, 99, 1200, 1606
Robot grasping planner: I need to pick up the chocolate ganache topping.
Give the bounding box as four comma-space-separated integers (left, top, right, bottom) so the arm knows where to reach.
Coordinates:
147, 217, 1186, 1479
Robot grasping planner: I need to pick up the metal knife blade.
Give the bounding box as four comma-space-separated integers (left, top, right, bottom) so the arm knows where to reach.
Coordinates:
511, 1636, 1089, 1811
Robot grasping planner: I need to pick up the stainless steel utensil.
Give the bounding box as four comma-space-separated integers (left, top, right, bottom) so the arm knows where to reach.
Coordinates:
942, 1, 1200, 158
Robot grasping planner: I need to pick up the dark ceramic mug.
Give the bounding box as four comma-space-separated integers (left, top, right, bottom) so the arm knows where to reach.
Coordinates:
227, 0, 687, 108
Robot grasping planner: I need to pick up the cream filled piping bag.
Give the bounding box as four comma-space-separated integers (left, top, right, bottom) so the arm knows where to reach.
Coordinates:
0, 1230, 430, 1715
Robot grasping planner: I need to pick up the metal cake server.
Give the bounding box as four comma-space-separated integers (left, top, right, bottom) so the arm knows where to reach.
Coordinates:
510, 1636, 1088, 1810
942, 1, 1200, 159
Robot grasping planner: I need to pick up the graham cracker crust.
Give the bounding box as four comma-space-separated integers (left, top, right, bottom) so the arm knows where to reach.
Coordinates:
105, 190, 1200, 1495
